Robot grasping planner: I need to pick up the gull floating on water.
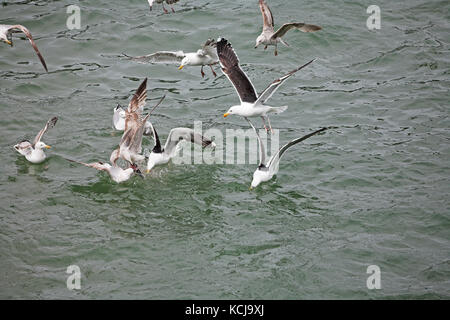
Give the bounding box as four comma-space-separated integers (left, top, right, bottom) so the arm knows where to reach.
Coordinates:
246, 118, 327, 189
0, 24, 48, 72
148, 0, 180, 14
146, 123, 216, 173
124, 39, 219, 78
14, 117, 57, 163
217, 37, 315, 133
255, 0, 321, 56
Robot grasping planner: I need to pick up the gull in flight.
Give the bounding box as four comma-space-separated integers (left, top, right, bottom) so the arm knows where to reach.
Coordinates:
246, 118, 327, 189
217, 37, 315, 133
14, 117, 57, 163
113, 84, 165, 136
111, 78, 155, 166
65, 158, 143, 183
146, 123, 216, 173
0, 24, 48, 72
124, 39, 219, 78
148, 0, 180, 14
255, 0, 322, 56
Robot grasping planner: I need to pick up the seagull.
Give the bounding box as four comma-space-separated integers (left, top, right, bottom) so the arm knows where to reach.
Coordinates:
113, 94, 166, 136
14, 117, 57, 163
246, 118, 327, 189
148, 0, 180, 14
255, 0, 322, 56
145, 123, 216, 173
0, 24, 48, 72
217, 37, 315, 133
65, 157, 144, 184
124, 39, 219, 78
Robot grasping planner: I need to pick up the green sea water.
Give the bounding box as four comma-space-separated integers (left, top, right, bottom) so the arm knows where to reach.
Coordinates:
0, 0, 449, 299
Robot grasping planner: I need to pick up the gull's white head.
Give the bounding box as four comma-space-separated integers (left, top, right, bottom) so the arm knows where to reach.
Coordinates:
114, 104, 126, 118
223, 106, 240, 118
0, 31, 12, 46
35, 141, 51, 150
179, 56, 191, 70
255, 35, 265, 48
145, 153, 159, 173
250, 167, 267, 190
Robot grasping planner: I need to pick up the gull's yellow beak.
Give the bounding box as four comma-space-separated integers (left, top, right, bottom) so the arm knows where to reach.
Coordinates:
5, 39, 12, 46
45, 145, 51, 149
249, 186, 253, 191
223, 113, 230, 118
178, 65, 184, 70
146, 169, 150, 174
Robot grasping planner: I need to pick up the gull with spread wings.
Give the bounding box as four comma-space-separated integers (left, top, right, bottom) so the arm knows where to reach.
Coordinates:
255, 0, 321, 56
0, 24, 48, 72
113, 79, 165, 136
246, 118, 327, 189
217, 37, 315, 134
145, 123, 216, 173
124, 39, 218, 78
14, 117, 57, 163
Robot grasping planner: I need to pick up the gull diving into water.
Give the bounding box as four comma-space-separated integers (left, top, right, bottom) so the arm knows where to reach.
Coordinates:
148, 0, 180, 14
124, 39, 219, 78
14, 117, 57, 163
0, 24, 48, 72
216, 37, 315, 133
255, 0, 322, 56
246, 118, 327, 189
146, 123, 216, 173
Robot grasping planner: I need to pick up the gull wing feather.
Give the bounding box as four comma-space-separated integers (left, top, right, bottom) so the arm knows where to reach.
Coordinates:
163, 128, 214, 156
128, 78, 147, 114
8, 25, 48, 72
272, 23, 322, 39
259, 0, 274, 32
216, 38, 258, 104
32, 116, 58, 147
255, 59, 315, 105
125, 51, 186, 64
267, 127, 327, 170
245, 118, 266, 167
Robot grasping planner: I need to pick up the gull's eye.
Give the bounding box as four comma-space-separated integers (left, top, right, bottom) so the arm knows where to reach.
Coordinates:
98, 161, 104, 165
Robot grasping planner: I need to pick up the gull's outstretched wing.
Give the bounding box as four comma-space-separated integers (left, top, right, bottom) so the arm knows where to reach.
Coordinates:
8, 24, 48, 72
32, 116, 58, 147
163, 128, 215, 156
272, 23, 322, 39
255, 59, 315, 105
147, 121, 162, 153
124, 51, 186, 64
216, 38, 258, 104
245, 117, 266, 168
259, 0, 274, 32
267, 127, 327, 171
64, 157, 109, 172
127, 78, 147, 114
202, 38, 218, 60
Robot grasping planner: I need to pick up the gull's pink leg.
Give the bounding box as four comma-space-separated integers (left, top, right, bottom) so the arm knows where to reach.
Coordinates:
209, 65, 217, 77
